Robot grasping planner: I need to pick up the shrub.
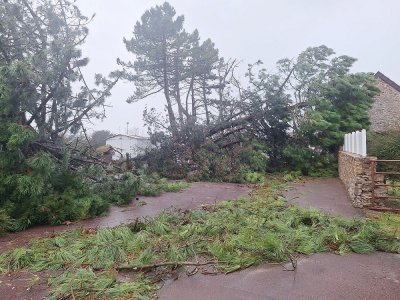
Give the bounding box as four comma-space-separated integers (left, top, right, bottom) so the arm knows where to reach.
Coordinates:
283, 143, 337, 177
368, 130, 400, 176
137, 139, 270, 183
368, 130, 400, 159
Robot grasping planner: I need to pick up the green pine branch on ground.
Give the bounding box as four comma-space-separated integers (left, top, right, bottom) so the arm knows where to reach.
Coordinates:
1, 178, 398, 299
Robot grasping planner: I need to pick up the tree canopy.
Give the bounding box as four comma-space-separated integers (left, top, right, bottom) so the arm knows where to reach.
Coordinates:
0, 1, 381, 231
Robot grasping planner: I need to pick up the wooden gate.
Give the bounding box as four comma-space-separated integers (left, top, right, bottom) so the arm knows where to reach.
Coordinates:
370, 159, 400, 212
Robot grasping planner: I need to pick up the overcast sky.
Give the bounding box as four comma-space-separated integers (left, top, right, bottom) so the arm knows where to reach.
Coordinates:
75, 0, 400, 135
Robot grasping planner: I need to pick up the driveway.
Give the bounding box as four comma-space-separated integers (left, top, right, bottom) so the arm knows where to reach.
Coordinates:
160, 178, 400, 300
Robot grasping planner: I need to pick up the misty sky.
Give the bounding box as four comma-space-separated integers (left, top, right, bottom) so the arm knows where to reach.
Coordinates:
75, 0, 400, 135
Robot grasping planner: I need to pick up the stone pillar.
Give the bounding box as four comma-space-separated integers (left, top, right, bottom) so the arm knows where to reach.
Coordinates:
338, 151, 377, 208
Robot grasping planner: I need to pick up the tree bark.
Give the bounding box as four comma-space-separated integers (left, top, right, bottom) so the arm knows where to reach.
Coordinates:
162, 35, 178, 136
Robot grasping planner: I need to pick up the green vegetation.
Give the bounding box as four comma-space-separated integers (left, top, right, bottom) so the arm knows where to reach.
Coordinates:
138, 173, 189, 196
0, 1, 122, 233
366, 210, 400, 236
119, 3, 378, 179
1, 179, 398, 299
0, 164, 188, 234
368, 130, 400, 160
0, 0, 382, 235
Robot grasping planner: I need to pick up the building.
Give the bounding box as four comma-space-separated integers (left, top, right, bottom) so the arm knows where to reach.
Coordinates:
105, 134, 152, 160
369, 72, 400, 132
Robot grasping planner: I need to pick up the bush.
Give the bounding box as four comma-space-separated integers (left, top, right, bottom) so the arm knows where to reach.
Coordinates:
368, 130, 400, 176
368, 130, 400, 159
283, 143, 337, 177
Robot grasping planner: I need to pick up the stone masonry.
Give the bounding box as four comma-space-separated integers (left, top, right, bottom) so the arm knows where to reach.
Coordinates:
338, 151, 378, 208
369, 72, 400, 133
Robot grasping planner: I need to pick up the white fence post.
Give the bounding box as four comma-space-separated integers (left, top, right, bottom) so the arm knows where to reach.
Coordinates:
349, 133, 352, 153
342, 129, 367, 157
356, 131, 361, 155
361, 129, 367, 157
347, 134, 350, 152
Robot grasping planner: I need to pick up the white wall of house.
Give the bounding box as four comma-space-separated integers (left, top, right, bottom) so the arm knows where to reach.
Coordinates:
106, 134, 152, 160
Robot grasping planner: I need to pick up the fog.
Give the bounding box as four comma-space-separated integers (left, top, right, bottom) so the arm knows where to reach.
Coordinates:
75, 0, 400, 135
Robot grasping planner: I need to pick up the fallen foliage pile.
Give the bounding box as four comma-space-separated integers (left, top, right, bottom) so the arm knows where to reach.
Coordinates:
1, 179, 399, 299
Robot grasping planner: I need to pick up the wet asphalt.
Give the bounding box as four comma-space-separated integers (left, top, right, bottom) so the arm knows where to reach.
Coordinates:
1, 179, 399, 300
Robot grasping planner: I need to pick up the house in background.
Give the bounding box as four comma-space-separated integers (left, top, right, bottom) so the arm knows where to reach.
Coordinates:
369, 72, 400, 132
106, 134, 152, 160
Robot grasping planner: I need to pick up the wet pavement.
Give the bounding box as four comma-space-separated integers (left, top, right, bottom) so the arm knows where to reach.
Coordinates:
0, 182, 250, 254
1, 178, 400, 300
283, 177, 365, 218
160, 252, 400, 300
159, 178, 400, 300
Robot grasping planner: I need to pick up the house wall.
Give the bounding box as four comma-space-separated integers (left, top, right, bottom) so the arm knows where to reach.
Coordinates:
106, 136, 152, 160
369, 77, 400, 132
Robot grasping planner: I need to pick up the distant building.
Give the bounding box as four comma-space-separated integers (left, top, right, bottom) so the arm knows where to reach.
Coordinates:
105, 134, 152, 160
369, 72, 400, 132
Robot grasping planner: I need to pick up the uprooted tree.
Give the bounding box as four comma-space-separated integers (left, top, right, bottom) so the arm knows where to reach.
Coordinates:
121, 3, 378, 179
0, 0, 137, 232
0, 1, 380, 232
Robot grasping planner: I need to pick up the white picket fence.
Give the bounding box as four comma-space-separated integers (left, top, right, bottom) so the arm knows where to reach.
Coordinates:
343, 129, 367, 157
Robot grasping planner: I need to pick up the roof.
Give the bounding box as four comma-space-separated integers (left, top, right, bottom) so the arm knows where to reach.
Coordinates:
375, 71, 400, 93
106, 134, 150, 141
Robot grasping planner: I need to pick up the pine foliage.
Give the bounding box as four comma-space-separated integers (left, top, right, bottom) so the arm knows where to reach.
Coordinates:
0, 179, 398, 298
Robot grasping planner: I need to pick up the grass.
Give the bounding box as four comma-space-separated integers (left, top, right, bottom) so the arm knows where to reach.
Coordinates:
138, 175, 189, 196
0, 178, 399, 299
380, 179, 400, 208
365, 210, 400, 236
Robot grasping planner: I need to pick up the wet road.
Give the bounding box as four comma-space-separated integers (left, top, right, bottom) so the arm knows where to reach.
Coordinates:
160, 178, 400, 300
160, 252, 400, 300
283, 177, 365, 218
0, 182, 250, 254
1, 178, 399, 300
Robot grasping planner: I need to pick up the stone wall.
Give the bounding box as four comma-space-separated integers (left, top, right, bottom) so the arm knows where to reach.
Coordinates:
369, 76, 400, 132
338, 151, 377, 208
